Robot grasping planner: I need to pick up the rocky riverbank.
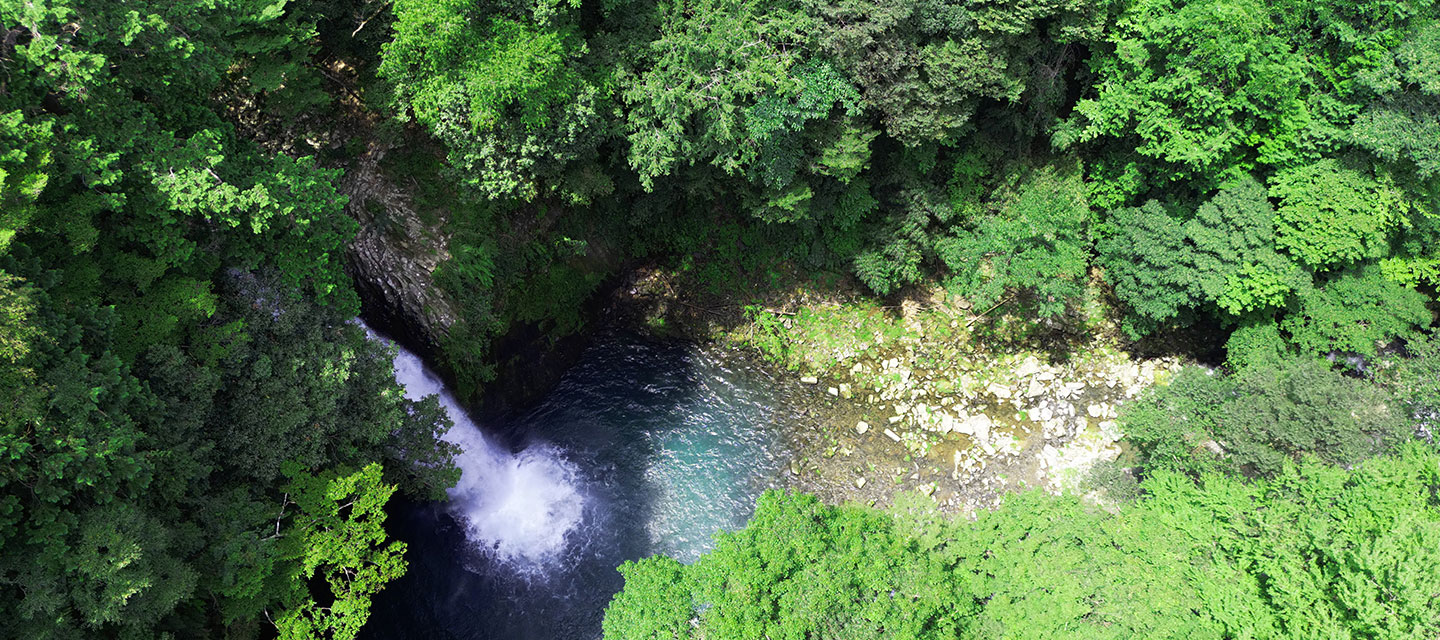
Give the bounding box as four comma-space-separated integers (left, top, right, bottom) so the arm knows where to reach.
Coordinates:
713, 285, 1188, 515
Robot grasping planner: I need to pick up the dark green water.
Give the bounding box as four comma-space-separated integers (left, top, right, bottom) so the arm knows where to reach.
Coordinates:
361, 332, 793, 639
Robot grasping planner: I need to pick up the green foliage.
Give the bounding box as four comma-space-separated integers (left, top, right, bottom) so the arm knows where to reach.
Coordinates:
1061, 0, 1315, 184
1280, 265, 1431, 358
0, 273, 456, 638
1097, 200, 1197, 334
0, 1, 458, 636
738, 301, 909, 372
603, 556, 695, 639
622, 0, 814, 189
380, 1, 609, 201
938, 164, 1091, 317
368, 0, 1439, 369
1120, 359, 1407, 477
1223, 316, 1290, 370
1099, 178, 1307, 336
1388, 333, 1440, 436
606, 446, 1440, 639
272, 464, 407, 640
606, 491, 976, 640
1381, 210, 1440, 287
746, 60, 862, 192
1187, 178, 1300, 313
1352, 22, 1440, 178
1270, 160, 1411, 267
8, 0, 1440, 637
804, 0, 1104, 144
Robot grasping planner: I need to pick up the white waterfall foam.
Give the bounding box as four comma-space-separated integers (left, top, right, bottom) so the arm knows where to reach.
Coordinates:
379, 331, 586, 566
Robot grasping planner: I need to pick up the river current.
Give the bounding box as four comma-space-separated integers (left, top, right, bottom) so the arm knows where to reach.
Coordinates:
360, 330, 793, 639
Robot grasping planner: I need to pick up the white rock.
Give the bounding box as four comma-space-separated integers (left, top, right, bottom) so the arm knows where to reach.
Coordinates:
1087, 404, 1105, 418
1026, 379, 1045, 398
800, 376, 819, 384
1016, 356, 1043, 379
856, 421, 870, 434
961, 414, 992, 441
855, 477, 867, 489
987, 383, 1012, 399
828, 387, 839, 396
1119, 363, 1140, 386
884, 429, 902, 442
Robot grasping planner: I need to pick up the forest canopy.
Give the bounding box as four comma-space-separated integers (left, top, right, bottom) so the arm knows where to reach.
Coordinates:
2, 0, 1438, 637
378, 0, 1439, 373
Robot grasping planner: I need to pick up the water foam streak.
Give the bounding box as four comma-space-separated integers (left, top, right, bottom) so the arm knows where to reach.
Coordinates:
382, 333, 585, 566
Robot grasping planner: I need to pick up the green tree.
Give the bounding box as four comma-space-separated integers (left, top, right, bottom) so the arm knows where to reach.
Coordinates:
1352, 22, 1440, 179
605, 447, 1440, 639
1059, 0, 1315, 187
1120, 358, 1408, 477
1280, 265, 1431, 358
272, 463, 408, 640
1270, 160, 1411, 268
938, 163, 1091, 317
1097, 200, 1198, 335
1388, 333, 1440, 438
622, 0, 817, 189
379, 0, 610, 201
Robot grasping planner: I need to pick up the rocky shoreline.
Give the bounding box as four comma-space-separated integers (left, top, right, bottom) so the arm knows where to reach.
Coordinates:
703, 289, 1190, 515
774, 337, 1184, 514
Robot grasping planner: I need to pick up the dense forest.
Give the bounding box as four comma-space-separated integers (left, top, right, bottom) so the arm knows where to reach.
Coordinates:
1, 0, 1438, 637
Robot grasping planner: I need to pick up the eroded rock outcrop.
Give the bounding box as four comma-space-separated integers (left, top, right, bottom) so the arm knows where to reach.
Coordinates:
343, 144, 457, 354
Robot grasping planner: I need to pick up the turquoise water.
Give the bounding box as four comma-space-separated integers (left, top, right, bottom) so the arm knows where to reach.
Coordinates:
362, 332, 792, 639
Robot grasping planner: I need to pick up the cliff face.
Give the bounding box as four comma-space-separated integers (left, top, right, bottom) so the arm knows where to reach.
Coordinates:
343, 143, 457, 357
340, 141, 613, 413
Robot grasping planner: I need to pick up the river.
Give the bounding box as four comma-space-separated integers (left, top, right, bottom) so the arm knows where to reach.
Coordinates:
360, 330, 794, 639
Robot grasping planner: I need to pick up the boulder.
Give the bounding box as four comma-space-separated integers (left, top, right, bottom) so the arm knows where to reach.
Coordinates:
1016, 356, 1043, 379
960, 414, 993, 441
1025, 379, 1045, 398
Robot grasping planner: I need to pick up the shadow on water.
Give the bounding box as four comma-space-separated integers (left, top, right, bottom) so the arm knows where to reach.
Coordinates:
362, 331, 792, 640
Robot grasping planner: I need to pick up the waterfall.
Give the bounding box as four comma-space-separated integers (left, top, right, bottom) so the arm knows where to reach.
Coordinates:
358, 330, 793, 640
376, 329, 586, 566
